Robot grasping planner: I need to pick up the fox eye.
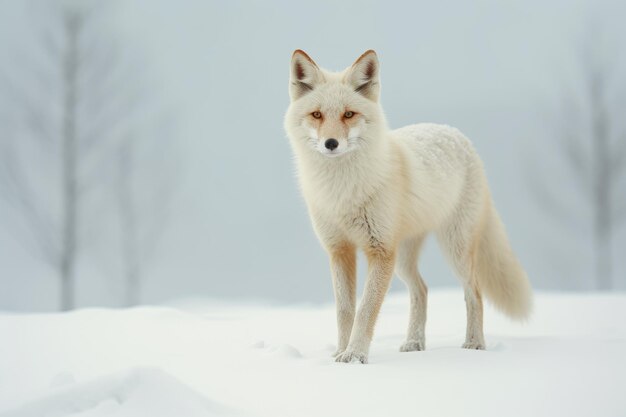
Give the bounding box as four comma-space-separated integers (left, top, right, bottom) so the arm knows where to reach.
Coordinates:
344, 111, 354, 118
312, 111, 322, 119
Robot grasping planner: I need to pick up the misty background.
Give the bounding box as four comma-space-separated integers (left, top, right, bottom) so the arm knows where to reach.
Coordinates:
0, 0, 624, 312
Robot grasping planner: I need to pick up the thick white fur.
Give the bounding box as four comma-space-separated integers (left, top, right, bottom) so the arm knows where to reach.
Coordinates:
284, 50, 532, 364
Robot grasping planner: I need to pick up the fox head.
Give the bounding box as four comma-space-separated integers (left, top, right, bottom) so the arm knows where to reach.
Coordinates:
284, 50, 387, 159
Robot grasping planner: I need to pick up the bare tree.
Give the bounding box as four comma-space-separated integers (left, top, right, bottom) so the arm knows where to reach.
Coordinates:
0, 4, 90, 310
117, 139, 141, 306
59, 8, 80, 310
534, 32, 626, 290
0, 1, 176, 309
116, 121, 177, 306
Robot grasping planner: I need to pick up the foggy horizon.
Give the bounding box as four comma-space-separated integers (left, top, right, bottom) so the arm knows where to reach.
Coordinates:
1, 0, 625, 311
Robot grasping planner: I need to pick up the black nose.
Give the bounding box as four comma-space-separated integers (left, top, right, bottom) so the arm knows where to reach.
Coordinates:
324, 138, 339, 151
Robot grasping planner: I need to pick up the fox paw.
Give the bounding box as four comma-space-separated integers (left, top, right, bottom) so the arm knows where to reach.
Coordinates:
462, 341, 486, 350
399, 339, 424, 352
331, 349, 346, 358
335, 350, 368, 364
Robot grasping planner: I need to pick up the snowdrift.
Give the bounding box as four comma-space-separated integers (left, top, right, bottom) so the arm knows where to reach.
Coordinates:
0, 290, 624, 417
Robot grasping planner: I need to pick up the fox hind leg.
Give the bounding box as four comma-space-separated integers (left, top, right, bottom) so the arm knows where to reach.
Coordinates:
438, 224, 487, 350
436, 192, 487, 350
396, 236, 428, 352
462, 285, 485, 349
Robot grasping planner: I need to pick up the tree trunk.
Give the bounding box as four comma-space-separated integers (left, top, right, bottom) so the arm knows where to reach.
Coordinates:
60, 12, 80, 311
119, 140, 141, 306
589, 66, 612, 290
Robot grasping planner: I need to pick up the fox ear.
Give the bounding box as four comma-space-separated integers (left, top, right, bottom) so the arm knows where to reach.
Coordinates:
290, 50, 323, 100
346, 50, 380, 101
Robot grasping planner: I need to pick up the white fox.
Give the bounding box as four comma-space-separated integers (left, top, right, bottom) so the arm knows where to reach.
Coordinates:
284, 50, 532, 364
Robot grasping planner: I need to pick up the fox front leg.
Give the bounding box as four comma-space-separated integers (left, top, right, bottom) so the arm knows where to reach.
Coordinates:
336, 249, 395, 364
329, 243, 357, 357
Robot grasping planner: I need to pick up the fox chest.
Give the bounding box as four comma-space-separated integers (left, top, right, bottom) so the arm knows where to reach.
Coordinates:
310, 197, 395, 251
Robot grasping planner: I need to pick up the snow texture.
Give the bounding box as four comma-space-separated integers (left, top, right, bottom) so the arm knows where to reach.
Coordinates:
1, 368, 234, 417
0, 290, 624, 416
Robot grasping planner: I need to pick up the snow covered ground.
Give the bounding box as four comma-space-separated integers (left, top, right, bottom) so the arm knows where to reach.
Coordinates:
1, 289, 625, 417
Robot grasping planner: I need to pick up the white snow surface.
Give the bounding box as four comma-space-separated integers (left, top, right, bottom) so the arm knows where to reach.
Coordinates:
0, 289, 625, 417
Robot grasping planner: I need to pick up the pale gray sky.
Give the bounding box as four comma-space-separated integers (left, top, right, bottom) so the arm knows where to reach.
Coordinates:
1, 0, 625, 310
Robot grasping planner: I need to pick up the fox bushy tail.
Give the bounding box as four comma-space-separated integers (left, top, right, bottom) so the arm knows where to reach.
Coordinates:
473, 198, 533, 320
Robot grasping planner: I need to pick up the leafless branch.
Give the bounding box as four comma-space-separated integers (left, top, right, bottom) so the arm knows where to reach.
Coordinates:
1, 0, 176, 308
